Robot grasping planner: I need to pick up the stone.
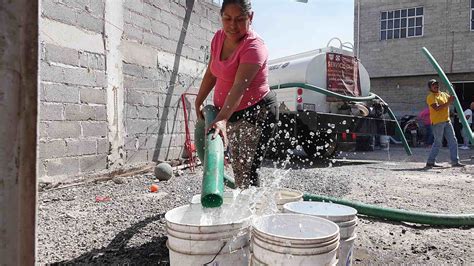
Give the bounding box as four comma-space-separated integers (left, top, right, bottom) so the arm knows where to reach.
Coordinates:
154, 162, 173, 181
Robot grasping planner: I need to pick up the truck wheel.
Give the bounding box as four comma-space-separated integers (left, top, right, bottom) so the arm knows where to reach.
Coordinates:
301, 131, 338, 159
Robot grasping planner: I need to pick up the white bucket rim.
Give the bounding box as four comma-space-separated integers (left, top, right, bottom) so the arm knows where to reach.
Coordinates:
165, 204, 252, 229
252, 237, 339, 257
252, 229, 340, 248
167, 226, 249, 241
252, 213, 340, 243
283, 201, 357, 222
252, 234, 339, 255
337, 217, 358, 227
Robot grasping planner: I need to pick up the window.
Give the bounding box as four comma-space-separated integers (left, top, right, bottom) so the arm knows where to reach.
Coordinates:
471, 0, 474, 31
381, 7, 423, 40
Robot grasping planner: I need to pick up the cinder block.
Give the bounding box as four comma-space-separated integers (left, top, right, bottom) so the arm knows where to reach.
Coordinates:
151, 20, 170, 38
143, 93, 159, 106
124, 0, 144, 13
124, 136, 139, 150
79, 52, 106, 70
45, 121, 82, 139
143, 32, 164, 48
77, 11, 104, 33
45, 157, 80, 176
38, 140, 67, 159
80, 87, 107, 104
40, 62, 66, 83
126, 105, 139, 119
42, 0, 77, 25
123, 63, 144, 77
88, 0, 105, 18
97, 138, 109, 154
142, 3, 162, 21
80, 155, 107, 172
40, 103, 64, 121
65, 139, 97, 156
129, 11, 152, 31
62, 67, 99, 86
95, 106, 107, 121
170, 1, 185, 18
44, 44, 80, 66
125, 149, 148, 163
123, 23, 144, 42
82, 122, 108, 138
125, 90, 144, 105
137, 106, 159, 119
65, 104, 95, 121
126, 119, 158, 135
139, 135, 159, 149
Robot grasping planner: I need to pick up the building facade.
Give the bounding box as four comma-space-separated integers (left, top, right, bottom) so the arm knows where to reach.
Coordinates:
354, 0, 474, 116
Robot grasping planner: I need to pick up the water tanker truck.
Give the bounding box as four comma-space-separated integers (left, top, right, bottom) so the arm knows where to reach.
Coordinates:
268, 39, 411, 158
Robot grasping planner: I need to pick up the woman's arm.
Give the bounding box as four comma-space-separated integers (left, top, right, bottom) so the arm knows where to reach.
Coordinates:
209, 63, 261, 144
195, 57, 216, 120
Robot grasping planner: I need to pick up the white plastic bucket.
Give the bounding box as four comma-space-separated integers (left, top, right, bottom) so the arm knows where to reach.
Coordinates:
339, 234, 356, 266
251, 214, 340, 266
283, 202, 358, 266
276, 188, 304, 210
165, 204, 252, 266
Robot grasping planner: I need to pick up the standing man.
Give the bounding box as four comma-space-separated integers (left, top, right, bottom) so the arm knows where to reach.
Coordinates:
425, 79, 465, 168
460, 102, 474, 150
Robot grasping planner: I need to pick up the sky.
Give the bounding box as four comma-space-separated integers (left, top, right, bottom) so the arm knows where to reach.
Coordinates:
251, 0, 355, 59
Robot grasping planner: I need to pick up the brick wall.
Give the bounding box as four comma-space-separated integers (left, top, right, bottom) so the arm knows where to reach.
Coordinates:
355, 0, 474, 78
354, 0, 474, 117
39, 0, 220, 182
370, 73, 474, 116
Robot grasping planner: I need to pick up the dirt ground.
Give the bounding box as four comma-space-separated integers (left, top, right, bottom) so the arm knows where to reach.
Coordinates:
37, 145, 473, 265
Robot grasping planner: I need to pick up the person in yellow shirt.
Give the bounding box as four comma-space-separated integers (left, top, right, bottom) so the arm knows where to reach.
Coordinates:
425, 79, 465, 168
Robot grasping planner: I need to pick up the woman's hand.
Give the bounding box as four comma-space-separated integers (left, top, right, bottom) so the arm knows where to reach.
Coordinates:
207, 118, 228, 148
195, 104, 204, 121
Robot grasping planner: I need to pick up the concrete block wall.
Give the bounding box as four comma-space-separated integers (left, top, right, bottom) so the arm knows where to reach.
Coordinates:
370, 73, 474, 117
39, 0, 221, 182
355, 0, 474, 78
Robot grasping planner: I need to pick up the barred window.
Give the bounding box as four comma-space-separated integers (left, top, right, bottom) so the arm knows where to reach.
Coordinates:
381, 7, 423, 40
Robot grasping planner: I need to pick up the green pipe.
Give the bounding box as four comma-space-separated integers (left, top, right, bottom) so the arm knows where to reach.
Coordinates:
303, 193, 474, 226
196, 106, 225, 208
195, 115, 236, 189
421, 47, 474, 144
270, 83, 412, 155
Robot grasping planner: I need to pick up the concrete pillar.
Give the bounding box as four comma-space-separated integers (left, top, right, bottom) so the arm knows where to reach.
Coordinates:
0, 0, 38, 264
105, 0, 125, 168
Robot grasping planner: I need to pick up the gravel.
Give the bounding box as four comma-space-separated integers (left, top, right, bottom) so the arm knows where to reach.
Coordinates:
37, 146, 474, 265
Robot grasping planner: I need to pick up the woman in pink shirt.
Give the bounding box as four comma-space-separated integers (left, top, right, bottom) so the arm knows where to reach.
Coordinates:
195, 0, 278, 188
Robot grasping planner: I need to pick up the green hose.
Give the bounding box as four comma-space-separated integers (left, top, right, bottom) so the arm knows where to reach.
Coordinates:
270, 83, 412, 155
195, 113, 236, 190
196, 106, 225, 208
303, 193, 474, 226
421, 47, 474, 144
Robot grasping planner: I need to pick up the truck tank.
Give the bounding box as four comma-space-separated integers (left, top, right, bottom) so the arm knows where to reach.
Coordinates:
268, 46, 370, 113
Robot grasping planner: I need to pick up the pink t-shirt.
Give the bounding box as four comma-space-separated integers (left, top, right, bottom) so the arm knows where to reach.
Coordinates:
210, 29, 269, 111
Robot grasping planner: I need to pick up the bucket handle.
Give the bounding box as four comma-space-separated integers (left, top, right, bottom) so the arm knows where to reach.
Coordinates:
203, 241, 227, 265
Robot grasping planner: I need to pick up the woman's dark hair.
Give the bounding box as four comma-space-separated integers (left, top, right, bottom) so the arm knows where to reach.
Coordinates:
220, 0, 252, 16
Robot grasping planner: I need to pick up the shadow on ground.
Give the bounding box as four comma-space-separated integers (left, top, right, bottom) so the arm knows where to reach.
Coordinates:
53, 213, 170, 265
